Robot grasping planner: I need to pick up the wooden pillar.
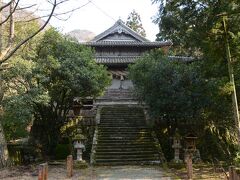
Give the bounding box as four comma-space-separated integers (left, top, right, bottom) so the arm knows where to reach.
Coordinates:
186, 154, 193, 180
67, 155, 73, 178
38, 163, 48, 180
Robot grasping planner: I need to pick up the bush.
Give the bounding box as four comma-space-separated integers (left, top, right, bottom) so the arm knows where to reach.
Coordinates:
55, 144, 71, 160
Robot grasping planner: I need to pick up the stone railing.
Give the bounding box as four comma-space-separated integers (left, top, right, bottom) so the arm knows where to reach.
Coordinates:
90, 107, 101, 164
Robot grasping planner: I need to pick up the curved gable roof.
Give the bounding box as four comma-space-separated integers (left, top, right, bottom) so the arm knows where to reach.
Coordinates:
91, 19, 150, 42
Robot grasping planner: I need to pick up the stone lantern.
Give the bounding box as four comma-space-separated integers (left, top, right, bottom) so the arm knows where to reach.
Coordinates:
185, 133, 197, 153
172, 129, 182, 163
184, 133, 197, 161
73, 134, 86, 161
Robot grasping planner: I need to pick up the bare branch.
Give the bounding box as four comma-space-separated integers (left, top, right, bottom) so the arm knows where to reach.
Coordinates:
16, 0, 91, 23
0, 1, 11, 12
16, 4, 37, 11
0, 0, 57, 64
0, 0, 20, 26
56, 0, 71, 6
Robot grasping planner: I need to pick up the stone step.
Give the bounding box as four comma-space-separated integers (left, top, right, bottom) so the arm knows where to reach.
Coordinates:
98, 134, 152, 139
101, 112, 143, 115
101, 115, 144, 118
95, 142, 157, 149
100, 112, 145, 118
95, 154, 159, 160
94, 106, 160, 165
99, 122, 145, 124
97, 139, 153, 143
98, 131, 148, 134
98, 130, 149, 134
95, 157, 159, 163
100, 118, 144, 120
99, 122, 145, 127
98, 126, 148, 129
100, 119, 144, 121
101, 119, 144, 121
98, 131, 150, 134
98, 135, 152, 139
100, 122, 145, 125
100, 118, 144, 121
98, 125, 146, 129
96, 146, 158, 150
97, 140, 153, 144
96, 150, 158, 155
94, 161, 161, 166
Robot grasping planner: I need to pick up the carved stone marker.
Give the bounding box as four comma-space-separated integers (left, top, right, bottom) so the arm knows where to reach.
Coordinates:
38, 163, 48, 180
67, 155, 73, 178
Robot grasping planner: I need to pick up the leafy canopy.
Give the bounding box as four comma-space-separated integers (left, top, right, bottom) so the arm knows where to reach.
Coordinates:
126, 10, 146, 37
2, 28, 110, 153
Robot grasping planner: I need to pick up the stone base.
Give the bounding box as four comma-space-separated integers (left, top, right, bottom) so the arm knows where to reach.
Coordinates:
74, 160, 88, 169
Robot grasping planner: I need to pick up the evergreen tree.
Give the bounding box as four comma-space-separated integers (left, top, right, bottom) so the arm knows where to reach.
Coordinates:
126, 10, 146, 37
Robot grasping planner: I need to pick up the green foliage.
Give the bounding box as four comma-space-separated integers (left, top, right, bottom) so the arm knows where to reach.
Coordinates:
55, 144, 71, 160
2, 28, 110, 157
126, 10, 146, 37
234, 151, 240, 167
129, 49, 237, 161
150, 0, 240, 161
199, 128, 236, 162
152, 0, 240, 58
1, 21, 42, 141
129, 49, 208, 123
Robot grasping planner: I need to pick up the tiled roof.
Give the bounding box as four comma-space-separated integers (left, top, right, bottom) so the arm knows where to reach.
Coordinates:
95, 56, 139, 64
84, 41, 172, 47
91, 19, 150, 42
95, 56, 196, 64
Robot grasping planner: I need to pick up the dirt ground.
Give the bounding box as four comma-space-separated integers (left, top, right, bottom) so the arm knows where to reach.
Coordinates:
0, 165, 171, 180
169, 163, 228, 180
0, 164, 227, 180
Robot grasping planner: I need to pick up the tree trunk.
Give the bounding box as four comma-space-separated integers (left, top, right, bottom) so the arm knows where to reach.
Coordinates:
0, 65, 10, 169
0, 123, 10, 168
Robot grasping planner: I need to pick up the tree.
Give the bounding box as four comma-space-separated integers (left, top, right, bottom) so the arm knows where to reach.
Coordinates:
129, 50, 209, 127
3, 29, 110, 158
0, 0, 92, 63
152, 0, 240, 144
0, 0, 92, 167
126, 10, 146, 37
152, 0, 240, 57
129, 49, 237, 160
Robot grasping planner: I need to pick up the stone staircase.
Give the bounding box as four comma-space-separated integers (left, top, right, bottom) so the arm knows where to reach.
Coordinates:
93, 106, 161, 165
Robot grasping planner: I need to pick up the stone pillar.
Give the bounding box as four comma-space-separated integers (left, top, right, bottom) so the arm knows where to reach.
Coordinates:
186, 154, 193, 180
67, 155, 73, 178
38, 163, 48, 180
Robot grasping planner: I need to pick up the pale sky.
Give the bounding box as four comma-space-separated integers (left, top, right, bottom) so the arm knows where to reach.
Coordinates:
39, 0, 160, 41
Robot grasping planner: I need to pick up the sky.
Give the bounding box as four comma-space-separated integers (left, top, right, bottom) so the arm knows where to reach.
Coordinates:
31, 0, 160, 41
